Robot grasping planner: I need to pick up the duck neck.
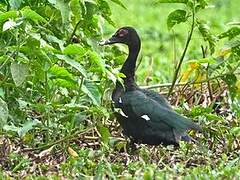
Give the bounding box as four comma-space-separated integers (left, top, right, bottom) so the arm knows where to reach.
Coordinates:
120, 41, 141, 86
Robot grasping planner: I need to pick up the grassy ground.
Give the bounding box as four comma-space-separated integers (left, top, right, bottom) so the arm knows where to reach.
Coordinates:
0, 0, 239, 179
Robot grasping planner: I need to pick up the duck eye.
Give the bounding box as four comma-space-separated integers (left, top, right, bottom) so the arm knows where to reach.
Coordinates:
118, 29, 128, 37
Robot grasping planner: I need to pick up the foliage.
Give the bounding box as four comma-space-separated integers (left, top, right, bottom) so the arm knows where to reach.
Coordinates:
0, 0, 239, 178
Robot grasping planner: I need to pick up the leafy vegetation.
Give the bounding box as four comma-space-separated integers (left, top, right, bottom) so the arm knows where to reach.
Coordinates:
0, 0, 239, 179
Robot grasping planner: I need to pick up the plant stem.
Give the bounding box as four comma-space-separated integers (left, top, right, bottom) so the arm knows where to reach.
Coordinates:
168, 2, 196, 97
67, 20, 82, 45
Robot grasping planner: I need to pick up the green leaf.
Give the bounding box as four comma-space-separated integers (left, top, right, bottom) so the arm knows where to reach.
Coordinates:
3, 19, 17, 31
109, 0, 126, 9
49, 65, 74, 81
55, 0, 71, 25
0, 98, 8, 128
18, 120, 41, 137
98, 124, 110, 144
63, 44, 87, 56
87, 50, 106, 73
167, 9, 188, 30
10, 62, 29, 86
70, 0, 82, 21
3, 124, 19, 133
98, 0, 115, 26
49, 65, 77, 88
54, 78, 77, 88
231, 127, 240, 136
197, 21, 217, 54
205, 114, 224, 121
3, 120, 41, 137
222, 74, 237, 98
21, 7, 47, 23
81, 81, 101, 106
223, 40, 240, 49
56, 54, 87, 77
9, 0, 23, 9
218, 27, 240, 40
0, 10, 18, 24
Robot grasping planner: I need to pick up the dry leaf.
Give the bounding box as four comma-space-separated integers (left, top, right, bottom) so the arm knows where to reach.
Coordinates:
68, 147, 79, 158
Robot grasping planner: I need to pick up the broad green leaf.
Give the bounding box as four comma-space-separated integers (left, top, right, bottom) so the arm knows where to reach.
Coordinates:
49, 65, 77, 88
49, 65, 74, 80
167, 9, 188, 30
46, 35, 65, 50
18, 120, 41, 137
87, 50, 105, 73
21, 7, 47, 23
3, 19, 16, 31
10, 62, 29, 86
109, 0, 126, 9
55, 0, 71, 25
54, 79, 77, 88
0, 10, 18, 24
0, 98, 8, 128
9, 0, 23, 9
56, 54, 87, 77
3, 124, 19, 133
63, 44, 87, 56
218, 27, 240, 40
3, 120, 40, 137
81, 81, 101, 106
70, 0, 82, 21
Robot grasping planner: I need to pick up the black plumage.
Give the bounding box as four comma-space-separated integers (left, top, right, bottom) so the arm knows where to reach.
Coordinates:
100, 27, 201, 146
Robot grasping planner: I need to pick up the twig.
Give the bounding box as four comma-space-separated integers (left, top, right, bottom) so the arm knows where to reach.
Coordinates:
21, 127, 95, 152
168, 1, 196, 97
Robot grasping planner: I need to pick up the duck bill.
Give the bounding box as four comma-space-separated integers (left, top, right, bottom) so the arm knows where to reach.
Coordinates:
99, 36, 118, 46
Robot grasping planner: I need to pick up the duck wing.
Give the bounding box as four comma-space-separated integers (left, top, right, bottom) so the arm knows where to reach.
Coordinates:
141, 89, 172, 109
120, 90, 201, 134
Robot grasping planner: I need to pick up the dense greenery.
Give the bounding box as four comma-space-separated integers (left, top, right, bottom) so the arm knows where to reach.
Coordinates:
0, 0, 239, 179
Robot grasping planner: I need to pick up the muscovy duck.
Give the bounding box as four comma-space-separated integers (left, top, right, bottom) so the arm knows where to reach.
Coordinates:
100, 27, 201, 146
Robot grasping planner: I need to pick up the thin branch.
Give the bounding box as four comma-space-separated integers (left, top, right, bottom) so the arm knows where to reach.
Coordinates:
142, 72, 240, 90
21, 127, 94, 152
67, 20, 82, 45
168, 1, 196, 97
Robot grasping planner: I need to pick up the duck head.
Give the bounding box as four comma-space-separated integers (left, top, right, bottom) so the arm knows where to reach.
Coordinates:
99, 27, 140, 48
